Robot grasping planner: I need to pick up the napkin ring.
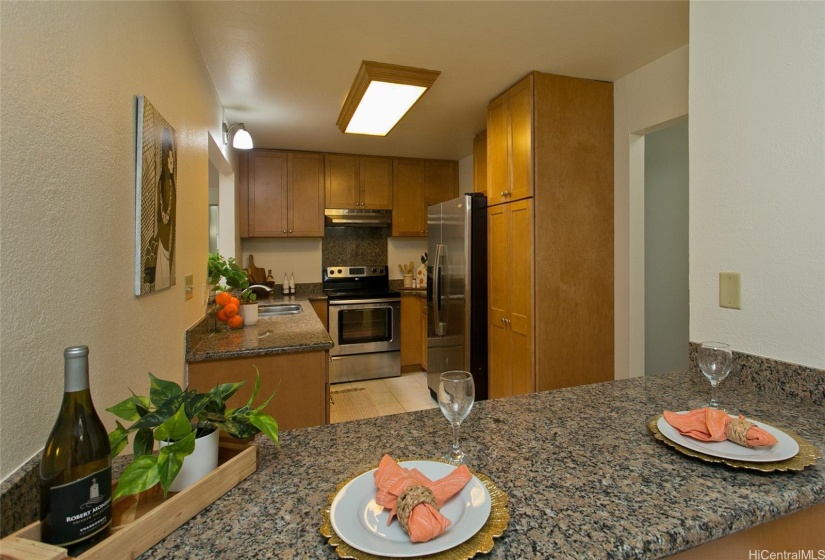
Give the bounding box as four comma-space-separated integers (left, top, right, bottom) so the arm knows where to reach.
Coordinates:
396, 484, 438, 533
726, 416, 755, 447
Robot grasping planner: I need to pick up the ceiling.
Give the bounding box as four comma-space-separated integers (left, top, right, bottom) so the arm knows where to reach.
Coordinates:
184, 1, 688, 161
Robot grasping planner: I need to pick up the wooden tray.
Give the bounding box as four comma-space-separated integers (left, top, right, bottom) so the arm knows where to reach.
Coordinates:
1, 438, 258, 560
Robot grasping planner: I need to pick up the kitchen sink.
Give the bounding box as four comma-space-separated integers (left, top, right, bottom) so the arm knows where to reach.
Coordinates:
258, 304, 302, 317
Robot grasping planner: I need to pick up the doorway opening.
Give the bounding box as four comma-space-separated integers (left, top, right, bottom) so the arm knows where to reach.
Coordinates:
644, 121, 689, 375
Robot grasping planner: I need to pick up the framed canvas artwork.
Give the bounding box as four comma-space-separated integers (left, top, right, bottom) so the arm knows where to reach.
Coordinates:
135, 95, 176, 296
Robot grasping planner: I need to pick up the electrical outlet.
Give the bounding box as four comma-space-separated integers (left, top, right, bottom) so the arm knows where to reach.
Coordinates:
719, 272, 741, 309
184, 274, 194, 301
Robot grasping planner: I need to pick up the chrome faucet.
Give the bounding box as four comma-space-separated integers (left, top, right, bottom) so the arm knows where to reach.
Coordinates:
248, 284, 275, 299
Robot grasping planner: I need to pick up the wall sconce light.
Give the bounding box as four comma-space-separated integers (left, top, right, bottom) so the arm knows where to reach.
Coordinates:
337, 61, 441, 136
223, 122, 253, 149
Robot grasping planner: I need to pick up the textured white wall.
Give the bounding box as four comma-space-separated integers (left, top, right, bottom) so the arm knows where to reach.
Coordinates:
0, 2, 224, 479
614, 45, 689, 378
690, 2, 825, 368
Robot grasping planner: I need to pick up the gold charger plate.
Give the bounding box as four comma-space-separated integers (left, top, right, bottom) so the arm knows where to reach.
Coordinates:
648, 414, 820, 472
320, 458, 510, 560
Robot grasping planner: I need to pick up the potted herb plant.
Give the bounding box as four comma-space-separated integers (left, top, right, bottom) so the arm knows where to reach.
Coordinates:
107, 367, 278, 498
207, 252, 258, 326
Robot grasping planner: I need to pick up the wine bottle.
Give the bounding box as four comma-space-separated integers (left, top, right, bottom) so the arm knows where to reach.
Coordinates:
40, 346, 112, 553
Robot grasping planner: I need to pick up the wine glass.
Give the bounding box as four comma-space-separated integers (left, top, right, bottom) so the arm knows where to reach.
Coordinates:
697, 341, 733, 409
437, 371, 475, 464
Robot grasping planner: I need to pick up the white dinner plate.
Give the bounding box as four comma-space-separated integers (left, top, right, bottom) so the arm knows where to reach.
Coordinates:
329, 460, 492, 558
657, 413, 799, 462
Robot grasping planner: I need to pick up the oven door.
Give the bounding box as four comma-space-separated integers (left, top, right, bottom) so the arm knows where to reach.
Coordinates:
328, 298, 401, 357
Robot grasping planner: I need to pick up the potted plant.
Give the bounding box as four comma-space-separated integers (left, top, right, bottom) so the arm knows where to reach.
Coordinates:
207, 252, 258, 326
107, 367, 278, 498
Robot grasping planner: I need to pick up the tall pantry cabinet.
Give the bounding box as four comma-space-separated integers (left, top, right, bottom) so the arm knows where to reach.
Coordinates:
486, 72, 614, 399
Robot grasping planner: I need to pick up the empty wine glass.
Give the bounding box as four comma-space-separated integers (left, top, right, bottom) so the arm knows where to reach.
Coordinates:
437, 371, 475, 464
697, 341, 733, 409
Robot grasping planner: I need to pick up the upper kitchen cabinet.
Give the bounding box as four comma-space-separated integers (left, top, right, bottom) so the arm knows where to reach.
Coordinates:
240, 150, 324, 238
487, 74, 533, 206
473, 130, 487, 194
391, 158, 458, 237
324, 154, 393, 210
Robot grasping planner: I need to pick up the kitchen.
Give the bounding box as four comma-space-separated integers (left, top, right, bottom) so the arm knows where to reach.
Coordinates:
2, 2, 824, 559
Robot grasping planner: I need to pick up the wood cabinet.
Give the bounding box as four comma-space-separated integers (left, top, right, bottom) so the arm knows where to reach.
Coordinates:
488, 200, 534, 398
420, 297, 428, 371
187, 350, 329, 431
473, 130, 487, 194
487, 74, 533, 206
392, 159, 426, 236
241, 150, 324, 238
391, 158, 459, 237
486, 72, 614, 397
400, 295, 422, 370
324, 154, 392, 210
400, 294, 428, 371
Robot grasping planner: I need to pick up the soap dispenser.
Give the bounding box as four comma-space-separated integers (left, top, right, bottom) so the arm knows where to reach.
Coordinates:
289, 273, 295, 294
282, 273, 289, 295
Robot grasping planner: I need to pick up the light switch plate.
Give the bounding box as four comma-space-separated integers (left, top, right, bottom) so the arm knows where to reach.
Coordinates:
184, 274, 194, 301
719, 272, 741, 309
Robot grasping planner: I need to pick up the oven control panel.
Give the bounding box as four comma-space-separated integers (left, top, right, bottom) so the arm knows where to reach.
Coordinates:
325, 266, 386, 279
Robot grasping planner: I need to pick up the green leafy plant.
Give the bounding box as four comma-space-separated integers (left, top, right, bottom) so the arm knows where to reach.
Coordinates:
107, 367, 278, 499
207, 252, 256, 303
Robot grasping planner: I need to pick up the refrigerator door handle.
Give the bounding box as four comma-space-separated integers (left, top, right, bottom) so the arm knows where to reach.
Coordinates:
433, 243, 446, 336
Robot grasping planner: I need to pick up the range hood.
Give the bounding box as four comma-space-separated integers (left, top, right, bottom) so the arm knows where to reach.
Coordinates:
324, 209, 392, 227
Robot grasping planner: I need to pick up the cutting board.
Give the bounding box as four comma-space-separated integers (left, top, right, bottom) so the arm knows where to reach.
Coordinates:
246, 254, 266, 284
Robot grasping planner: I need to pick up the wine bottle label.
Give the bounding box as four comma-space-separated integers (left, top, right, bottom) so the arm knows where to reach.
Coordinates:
49, 467, 112, 546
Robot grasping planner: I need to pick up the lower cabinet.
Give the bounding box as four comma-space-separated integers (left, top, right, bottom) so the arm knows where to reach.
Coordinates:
488, 199, 534, 399
188, 350, 329, 431
400, 295, 423, 371
420, 297, 428, 371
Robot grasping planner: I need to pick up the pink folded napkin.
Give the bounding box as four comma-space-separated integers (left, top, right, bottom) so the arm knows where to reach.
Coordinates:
373, 454, 472, 543
663, 408, 778, 448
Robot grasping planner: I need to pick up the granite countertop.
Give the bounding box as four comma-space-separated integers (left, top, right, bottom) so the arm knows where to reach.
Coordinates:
185, 297, 333, 363
399, 287, 427, 297
139, 371, 825, 559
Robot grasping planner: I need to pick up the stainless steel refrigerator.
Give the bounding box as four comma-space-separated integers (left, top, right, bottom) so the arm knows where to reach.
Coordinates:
427, 193, 488, 400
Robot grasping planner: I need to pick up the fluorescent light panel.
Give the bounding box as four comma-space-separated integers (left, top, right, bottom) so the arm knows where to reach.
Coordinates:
337, 61, 440, 136
346, 82, 427, 136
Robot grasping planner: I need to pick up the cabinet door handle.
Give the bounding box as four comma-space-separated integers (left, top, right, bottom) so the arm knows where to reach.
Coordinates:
501, 317, 511, 326
282, 229, 287, 234
289, 229, 293, 233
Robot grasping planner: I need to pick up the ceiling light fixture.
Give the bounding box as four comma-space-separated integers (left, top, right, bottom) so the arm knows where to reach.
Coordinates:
223, 122, 253, 149
337, 61, 441, 136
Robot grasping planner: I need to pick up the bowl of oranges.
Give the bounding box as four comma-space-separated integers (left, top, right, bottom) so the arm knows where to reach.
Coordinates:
214, 291, 244, 329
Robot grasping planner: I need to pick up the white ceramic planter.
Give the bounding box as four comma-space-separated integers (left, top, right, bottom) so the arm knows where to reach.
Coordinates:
159, 427, 219, 492
242, 302, 259, 326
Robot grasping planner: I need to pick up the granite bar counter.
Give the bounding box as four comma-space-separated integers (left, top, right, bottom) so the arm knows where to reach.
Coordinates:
186, 297, 332, 363
137, 370, 824, 559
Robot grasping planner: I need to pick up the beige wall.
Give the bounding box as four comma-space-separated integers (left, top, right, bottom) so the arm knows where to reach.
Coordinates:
613, 45, 689, 379
0, 2, 225, 479
689, 2, 825, 368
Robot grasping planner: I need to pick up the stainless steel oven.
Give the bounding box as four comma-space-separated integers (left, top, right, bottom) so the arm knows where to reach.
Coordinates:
324, 266, 401, 383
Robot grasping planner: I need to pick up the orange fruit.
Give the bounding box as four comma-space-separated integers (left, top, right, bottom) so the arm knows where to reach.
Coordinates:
230, 296, 240, 308
215, 292, 231, 306
216, 309, 229, 322
228, 315, 243, 328
223, 303, 239, 318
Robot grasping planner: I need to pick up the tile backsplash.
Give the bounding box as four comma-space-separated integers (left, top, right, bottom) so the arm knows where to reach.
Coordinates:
322, 226, 388, 267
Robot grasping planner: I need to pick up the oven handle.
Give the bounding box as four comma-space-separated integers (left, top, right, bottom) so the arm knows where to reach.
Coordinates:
328, 298, 401, 306
433, 243, 446, 336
